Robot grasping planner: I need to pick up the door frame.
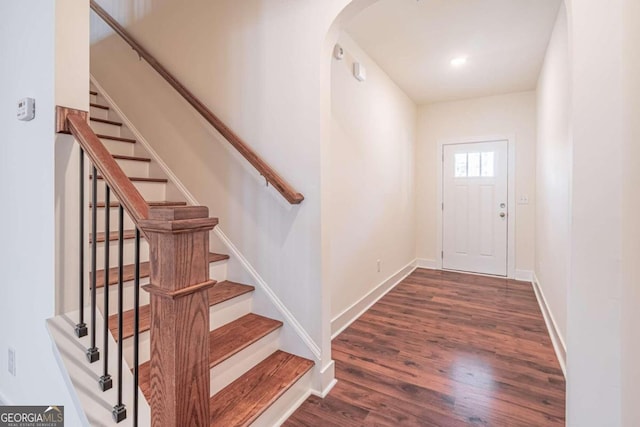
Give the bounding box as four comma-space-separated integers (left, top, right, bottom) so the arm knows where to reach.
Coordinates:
436, 134, 516, 278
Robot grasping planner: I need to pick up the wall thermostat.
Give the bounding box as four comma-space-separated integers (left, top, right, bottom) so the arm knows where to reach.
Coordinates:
17, 98, 35, 121
353, 62, 367, 82
333, 44, 344, 60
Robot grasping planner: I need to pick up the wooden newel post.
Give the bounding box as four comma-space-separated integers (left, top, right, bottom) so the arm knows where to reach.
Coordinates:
140, 206, 218, 427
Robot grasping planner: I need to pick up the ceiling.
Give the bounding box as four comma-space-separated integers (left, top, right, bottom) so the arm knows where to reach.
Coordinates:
345, 0, 562, 105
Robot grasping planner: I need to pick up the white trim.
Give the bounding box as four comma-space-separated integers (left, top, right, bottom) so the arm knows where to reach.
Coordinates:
271, 387, 312, 427
531, 272, 567, 377
416, 258, 438, 269
436, 135, 516, 278
514, 269, 534, 282
331, 260, 417, 340
90, 76, 321, 360
0, 389, 11, 405
311, 361, 337, 398
214, 228, 321, 359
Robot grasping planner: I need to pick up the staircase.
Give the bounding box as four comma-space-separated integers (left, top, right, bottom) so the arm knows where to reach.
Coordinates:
61, 86, 314, 426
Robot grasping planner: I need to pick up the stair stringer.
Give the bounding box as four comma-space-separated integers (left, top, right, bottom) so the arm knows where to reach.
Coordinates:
47, 308, 151, 427
89, 76, 334, 399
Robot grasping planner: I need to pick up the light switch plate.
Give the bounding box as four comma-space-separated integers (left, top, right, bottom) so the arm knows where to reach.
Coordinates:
353, 62, 367, 82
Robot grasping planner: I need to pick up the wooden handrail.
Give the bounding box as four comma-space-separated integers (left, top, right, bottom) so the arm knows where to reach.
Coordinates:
58, 107, 150, 224
90, 0, 305, 205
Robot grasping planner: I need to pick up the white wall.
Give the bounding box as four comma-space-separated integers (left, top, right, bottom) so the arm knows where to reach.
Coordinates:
565, 0, 625, 424
535, 5, 570, 351
55, 0, 90, 315
328, 33, 416, 328
89, 0, 356, 392
0, 2, 84, 424
416, 92, 537, 273
621, 1, 640, 425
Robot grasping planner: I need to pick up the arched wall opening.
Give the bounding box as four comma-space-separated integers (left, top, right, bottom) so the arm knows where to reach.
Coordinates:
319, 0, 576, 414
321, 1, 639, 424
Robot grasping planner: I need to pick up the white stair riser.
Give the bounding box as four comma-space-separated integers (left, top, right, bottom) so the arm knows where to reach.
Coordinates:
90, 93, 98, 104
210, 330, 281, 396
96, 276, 152, 316
252, 370, 312, 427
114, 158, 150, 177
124, 330, 150, 367
209, 261, 227, 282
209, 292, 252, 330
89, 106, 109, 120
90, 120, 121, 137
98, 139, 135, 156
95, 261, 230, 315
95, 239, 150, 269
95, 207, 137, 231
95, 180, 166, 201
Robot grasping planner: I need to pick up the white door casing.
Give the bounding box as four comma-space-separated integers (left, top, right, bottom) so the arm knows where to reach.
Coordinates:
442, 140, 509, 276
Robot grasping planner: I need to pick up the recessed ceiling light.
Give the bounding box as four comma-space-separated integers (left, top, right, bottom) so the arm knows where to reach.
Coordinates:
451, 56, 468, 67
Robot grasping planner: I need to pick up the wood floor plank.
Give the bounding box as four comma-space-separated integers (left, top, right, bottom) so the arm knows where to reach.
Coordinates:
284, 268, 566, 426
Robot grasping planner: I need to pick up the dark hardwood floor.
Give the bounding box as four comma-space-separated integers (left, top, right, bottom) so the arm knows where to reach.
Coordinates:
284, 268, 566, 426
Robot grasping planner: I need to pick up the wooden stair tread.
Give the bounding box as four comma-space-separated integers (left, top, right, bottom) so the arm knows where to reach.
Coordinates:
209, 313, 282, 367
96, 134, 136, 143
92, 175, 168, 183
90, 90, 98, 96
138, 314, 283, 402
209, 351, 314, 427
90, 117, 122, 126
91, 200, 187, 208
209, 280, 255, 305
93, 252, 229, 288
90, 102, 109, 110
108, 281, 255, 341
112, 154, 151, 162
90, 229, 136, 243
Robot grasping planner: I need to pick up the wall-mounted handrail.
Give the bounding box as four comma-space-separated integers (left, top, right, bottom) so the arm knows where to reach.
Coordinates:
90, 0, 305, 205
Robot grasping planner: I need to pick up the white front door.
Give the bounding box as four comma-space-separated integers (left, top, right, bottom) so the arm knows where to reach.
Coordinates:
442, 140, 509, 276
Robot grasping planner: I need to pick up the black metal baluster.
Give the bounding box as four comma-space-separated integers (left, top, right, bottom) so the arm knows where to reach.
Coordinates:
113, 205, 127, 422
99, 185, 113, 391
75, 148, 88, 338
86, 166, 99, 363
133, 228, 140, 427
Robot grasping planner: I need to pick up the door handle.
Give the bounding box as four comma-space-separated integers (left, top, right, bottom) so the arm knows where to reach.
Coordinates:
499, 212, 506, 218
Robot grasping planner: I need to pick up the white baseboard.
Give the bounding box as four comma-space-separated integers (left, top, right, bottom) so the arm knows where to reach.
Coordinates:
331, 260, 417, 340
311, 361, 336, 398
416, 258, 438, 269
531, 272, 567, 377
515, 269, 534, 282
